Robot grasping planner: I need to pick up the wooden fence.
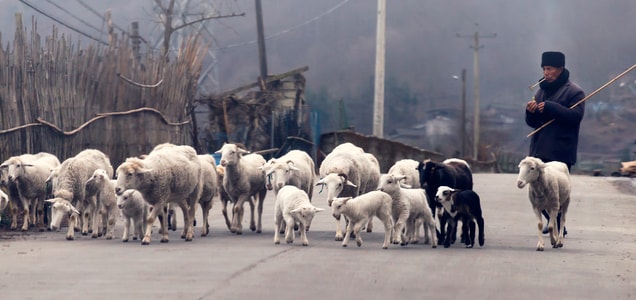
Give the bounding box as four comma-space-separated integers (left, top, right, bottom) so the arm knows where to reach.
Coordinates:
0, 14, 204, 168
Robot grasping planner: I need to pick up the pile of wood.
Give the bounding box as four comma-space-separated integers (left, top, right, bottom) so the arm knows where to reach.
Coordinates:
620, 161, 636, 177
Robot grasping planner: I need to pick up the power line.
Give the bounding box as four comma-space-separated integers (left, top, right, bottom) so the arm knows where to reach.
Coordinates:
218, 0, 350, 51
75, 0, 131, 38
18, 0, 108, 45
44, 0, 102, 33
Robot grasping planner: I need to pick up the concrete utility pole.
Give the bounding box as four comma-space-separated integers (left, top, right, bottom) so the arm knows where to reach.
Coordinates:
255, 0, 268, 83
372, 0, 386, 138
457, 23, 496, 160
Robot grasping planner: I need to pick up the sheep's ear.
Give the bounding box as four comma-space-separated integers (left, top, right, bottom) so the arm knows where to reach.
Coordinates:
45, 198, 57, 204
290, 208, 301, 214
314, 207, 325, 213
238, 148, 250, 155
345, 180, 357, 188
315, 178, 325, 186
342, 197, 352, 204
400, 183, 412, 189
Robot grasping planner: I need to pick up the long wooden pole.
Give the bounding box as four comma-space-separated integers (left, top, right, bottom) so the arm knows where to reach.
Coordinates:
527, 63, 636, 138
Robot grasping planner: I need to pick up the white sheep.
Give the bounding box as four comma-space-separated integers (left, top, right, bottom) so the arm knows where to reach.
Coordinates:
197, 154, 219, 237
316, 142, 381, 241
261, 150, 315, 199
377, 173, 437, 248
516, 156, 571, 251
273, 185, 324, 246
331, 191, 394, 249
46, 198, 80, 232
387, 159, 420, 189
0, 188, 8, 222
85, 169, 118, 239
215, 143, 267, 235
116, 189, 148, 242
46, 149, 113, 240
115, 143, 203, 245
1, 152, 60, 231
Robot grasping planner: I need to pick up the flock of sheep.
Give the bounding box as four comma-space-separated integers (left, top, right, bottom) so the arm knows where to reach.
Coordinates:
0, 141, 571, 251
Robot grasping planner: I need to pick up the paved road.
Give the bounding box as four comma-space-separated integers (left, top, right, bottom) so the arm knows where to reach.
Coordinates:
1, 174, 635, 300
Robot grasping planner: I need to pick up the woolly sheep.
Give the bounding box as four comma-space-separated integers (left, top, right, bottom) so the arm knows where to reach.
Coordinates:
1, 152, 60, 231
197, 154, 219, 237
316, 142, 381, 241
331, 191, 394, 249
46, 149, 113, 240
46, 198, 80, 232
116, 189, 148, 242
215, 143, 267, 235
273, 185, 324, 246
0, 188, 8, 221
435, 186, 485, 248
516, 156, 571, 251
85, 169, 118, 239
377, 173, 437, 248
261, 150, 315, 200
115, 143, 203, 244
387, 159, 420, 189
0, 168, 20, 230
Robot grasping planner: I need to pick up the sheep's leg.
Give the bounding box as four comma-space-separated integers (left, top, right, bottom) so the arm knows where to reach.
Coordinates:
255, 191, 266, 233
556, 212, 566, 248
220, 191, 232, 231
353, 221, 365, 247
393, 210, 409, 245
231, 197, 245, 234
106, 209, 116, 240
248, 196, 256, 232
143, 204, 163, 245
465, 218, 476, 248
91, 206, 101, 238
427, 217, 438, 248
299, 222, 309, 246
200, 201, 212, 237
66, 214, 77, 240
20, 204, 29, 232
444, 218, 457, 248
284, 216, 295, 244
81, 203, 91, 236
184, 200, 197, 242
334, 214, 344, 241
10, 204, 18, 230
548, 210, 559, 248
341, 221, 353, 247
379, 213, 394, 249
476, 215, 485, 247
35, 198, 46, 232
534, 208, 545, 251
177, 201, 189, 239
122, 217, 131, 242
366, 217, 373, 233
274, 214, 282, 244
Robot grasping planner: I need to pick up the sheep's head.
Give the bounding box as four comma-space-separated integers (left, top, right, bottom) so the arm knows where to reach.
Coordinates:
331, 197, 352, 219
216, 143, 250, 167
417, 159, 440, 189
117, 189, 141, 211
46, 198, 80, 231
115, 158, 149, 195
516, 156, 544, 189
377, 174, 407, 192
435, 186, 457, 215
87, 169, 110, 186
316, 173, 357, 206
290, 205, 324, 229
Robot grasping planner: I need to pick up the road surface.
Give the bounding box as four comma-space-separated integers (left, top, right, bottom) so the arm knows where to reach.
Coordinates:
1, 173, 635, 299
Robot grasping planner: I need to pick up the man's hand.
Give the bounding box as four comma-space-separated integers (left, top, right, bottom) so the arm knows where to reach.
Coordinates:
526, 101, 545, 113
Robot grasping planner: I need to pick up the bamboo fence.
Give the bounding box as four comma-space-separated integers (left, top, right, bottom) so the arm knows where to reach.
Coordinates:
0, 14, 205, 168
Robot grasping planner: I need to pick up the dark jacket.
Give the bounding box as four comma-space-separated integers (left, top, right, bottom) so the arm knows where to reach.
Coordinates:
526, 80, 585, 166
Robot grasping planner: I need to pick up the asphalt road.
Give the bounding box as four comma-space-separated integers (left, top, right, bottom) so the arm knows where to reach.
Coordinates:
1, 173, 635, 300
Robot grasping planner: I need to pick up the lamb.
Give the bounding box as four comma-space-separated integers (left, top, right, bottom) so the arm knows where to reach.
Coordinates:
116, 189, 148, 242
0, 188, 8, 221
516, 156, 571, 251
273, 185, 324, 246
417, 158, 473, 245
215, 143, 267, 235
387, 159, 420, 189
377, 174, 437, 248
331, 191, 394, 249
435, 186, 485, 248
197, 154, 219, 237
0, 169, 20, 229
46, 149, 113, 240
85, 169, 118, 239
1, 152, 60, 231
316, 142, 381, 241
261, 150, 315, 200
115, 143, 203, 244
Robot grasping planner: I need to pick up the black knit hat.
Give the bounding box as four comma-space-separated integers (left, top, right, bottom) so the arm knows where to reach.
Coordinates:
541, 51, 565, 67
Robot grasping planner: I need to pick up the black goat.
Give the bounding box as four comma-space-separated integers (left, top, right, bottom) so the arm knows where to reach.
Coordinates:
417, 158, 473, 245
435, 186, 485, 248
